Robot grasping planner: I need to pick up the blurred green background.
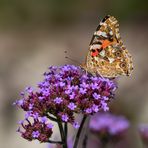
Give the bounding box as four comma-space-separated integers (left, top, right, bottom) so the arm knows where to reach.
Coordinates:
0, 0, 148, 148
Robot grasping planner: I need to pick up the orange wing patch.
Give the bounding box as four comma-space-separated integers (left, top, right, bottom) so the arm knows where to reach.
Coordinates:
102, 40, 111, 49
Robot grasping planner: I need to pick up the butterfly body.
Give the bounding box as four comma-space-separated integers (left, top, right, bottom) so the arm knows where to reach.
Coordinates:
82, 15, 133, 78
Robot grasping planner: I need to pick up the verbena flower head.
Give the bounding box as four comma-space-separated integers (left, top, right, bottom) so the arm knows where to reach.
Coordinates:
17, 115, 53, 142
138, 124, 148, 145
89, 113, 130, 141
14, 65, 117, 142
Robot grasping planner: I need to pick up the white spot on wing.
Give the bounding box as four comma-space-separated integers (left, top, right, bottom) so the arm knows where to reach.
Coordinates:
94, 56, 99, 61
90, 44, 101, 50
99, 50, 105, 57
108, 57, 115, 63
101, 32, 107, 38
109, 31, 113, 35
95, 31, 107, 38
94, 31, 102, 36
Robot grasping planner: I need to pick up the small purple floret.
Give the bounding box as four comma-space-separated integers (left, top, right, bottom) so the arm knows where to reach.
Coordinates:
40, 116, 48, 123
32, 131, 40, 138
68, 103, 77, 110
85, 108, 92, 114
93, 92, 101, 100
47, 123, 54, 129
92, 104, 99, 112
62, 114, 69, 122
73, 122, 80, 129
79, 88, 87, 94
54, 97, 63, 104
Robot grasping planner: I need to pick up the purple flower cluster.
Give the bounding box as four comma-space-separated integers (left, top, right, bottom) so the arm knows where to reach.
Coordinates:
138, 124, 148, 144
89, 113, 130, 138
17, 115, 53, 142
14, 65, 117, 142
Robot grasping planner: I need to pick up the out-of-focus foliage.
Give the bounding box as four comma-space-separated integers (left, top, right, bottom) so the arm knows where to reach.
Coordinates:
0, 0, 147, 28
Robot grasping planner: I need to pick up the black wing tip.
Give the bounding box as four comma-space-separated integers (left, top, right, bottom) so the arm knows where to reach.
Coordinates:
102, 15, 111, 22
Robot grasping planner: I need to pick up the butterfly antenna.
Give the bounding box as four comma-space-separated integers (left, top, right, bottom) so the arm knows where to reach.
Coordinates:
64, 50, 81, 65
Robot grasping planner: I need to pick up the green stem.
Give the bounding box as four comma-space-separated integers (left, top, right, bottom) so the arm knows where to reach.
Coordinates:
101, 138, 109, 148
73, 115, 87, 148
82, 116, 90, 148
82, 135, 88, 148
46, 115, 65, 147
46, 114, 58, 122
57, 121, 64, 142
64, 123, 68, 146
46, 114, 67, 148
57, 120, 67, 148
102, 142, 108, 148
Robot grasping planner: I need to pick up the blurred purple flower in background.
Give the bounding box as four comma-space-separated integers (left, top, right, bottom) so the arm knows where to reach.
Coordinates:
89, 112, 130, 146
138, 124, 148, 145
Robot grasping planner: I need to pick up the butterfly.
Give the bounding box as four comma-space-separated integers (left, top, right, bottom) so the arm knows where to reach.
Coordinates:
82, 15, 133, 78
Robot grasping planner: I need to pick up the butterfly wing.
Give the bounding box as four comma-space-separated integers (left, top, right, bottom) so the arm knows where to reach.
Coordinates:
84, 15, 133, 78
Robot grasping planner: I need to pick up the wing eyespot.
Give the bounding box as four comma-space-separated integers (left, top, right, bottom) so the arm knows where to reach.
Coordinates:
114, 50, 122, 57
119, 62, 126, 68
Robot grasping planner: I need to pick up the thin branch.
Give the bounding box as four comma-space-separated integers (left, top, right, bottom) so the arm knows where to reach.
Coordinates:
82, 135, 88, 148
73, 115, 87, 148
57, 119, 67, 148
57, 120, 64, 141
82, 116, 90, 148
48, 140, 63, 144
64, 123, 68, 146
46, 114, 58, 122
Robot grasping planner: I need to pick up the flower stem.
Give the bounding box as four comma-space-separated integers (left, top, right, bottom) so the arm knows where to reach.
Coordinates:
64, 123, 68, 146
73, 115, 87, 148
46, 115, 66, 147
82, 116, 90, 148
57, 119, 67, 148
101, 139, 109, 148
46, 114, 58, 122
46, 114, 67, 148
82, 134, 88, 148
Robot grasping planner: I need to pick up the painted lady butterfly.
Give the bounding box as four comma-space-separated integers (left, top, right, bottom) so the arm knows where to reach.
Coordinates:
82, 15, 133, 78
